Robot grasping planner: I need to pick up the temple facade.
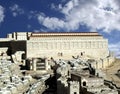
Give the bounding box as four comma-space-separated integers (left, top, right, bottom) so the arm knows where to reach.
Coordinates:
7, 32, 109, 59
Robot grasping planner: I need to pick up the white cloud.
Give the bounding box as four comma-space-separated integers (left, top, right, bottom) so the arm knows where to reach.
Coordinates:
37, 0, 120, 33
0, 5, 5, 23
39, 17, 65, 30
9, 4, 24, 17
109, 42, 120, 58
51, 3, 63, 11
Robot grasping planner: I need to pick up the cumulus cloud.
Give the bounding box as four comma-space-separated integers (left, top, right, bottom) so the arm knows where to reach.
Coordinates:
109, 42, 120, 58
9, 4, 24, 17
0, 5, 5, 23
37, 0, 120, 33
38, 15, 65, 30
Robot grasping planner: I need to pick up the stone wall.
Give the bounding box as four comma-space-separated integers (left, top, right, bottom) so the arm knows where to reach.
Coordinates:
68, 81, 79, 94
26, 37, 109, 59
5, 32, 109, 60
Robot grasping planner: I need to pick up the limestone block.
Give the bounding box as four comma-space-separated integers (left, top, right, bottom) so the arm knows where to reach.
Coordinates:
0, 88, 11, 94
15, 81, 24, 91
6, 85, 17, 94
22, 79, 29, 87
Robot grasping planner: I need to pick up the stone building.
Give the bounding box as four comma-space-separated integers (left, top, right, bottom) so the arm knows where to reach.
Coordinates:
7, 32, 109, 59
56, 59, 118, 94
26, 58, 50, 73
70, 71, 118, 94
27, 32, 109, 59
0, 32, 114, 70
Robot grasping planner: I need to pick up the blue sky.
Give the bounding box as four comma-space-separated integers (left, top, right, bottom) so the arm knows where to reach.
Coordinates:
0, 0, 120, 57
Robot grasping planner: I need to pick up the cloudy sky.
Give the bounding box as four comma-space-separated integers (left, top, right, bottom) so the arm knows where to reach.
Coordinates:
0, 0, 120, 58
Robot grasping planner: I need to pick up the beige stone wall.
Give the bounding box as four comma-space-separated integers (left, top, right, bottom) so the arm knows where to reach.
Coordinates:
68, 81, 79, 94
81, 77, 104, 87
102, 57, 115, 68
91, 57, 115, 69
26, 37, 109, 59
0, 47, 8, 54
7, 32, 32, 40
6, 32, 109, 59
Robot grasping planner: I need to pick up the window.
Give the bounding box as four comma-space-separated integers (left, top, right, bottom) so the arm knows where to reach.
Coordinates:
83, 81, 86, 86
81, 52, 83, 56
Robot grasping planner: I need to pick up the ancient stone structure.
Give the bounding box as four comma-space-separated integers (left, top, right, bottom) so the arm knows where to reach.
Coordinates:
56, 59, 119, 94
68, 81, 79, 94
0, 32, 114, 70
7, 32, 109, 59
0, 31, 119, 94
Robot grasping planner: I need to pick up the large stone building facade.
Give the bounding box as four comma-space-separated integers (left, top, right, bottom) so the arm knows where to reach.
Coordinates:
27, 32, 109, 59
7, 32, 109, 59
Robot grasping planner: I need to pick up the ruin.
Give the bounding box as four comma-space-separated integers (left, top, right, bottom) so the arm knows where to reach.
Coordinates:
0, 32, 119, 94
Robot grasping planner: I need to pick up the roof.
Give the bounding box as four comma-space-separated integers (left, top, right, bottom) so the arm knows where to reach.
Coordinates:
30, 32, 102, 37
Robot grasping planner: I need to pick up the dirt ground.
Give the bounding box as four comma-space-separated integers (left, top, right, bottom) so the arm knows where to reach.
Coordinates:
103, 59, 120, 87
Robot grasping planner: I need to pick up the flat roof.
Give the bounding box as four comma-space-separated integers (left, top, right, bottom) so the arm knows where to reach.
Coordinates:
31, 32, 102, 37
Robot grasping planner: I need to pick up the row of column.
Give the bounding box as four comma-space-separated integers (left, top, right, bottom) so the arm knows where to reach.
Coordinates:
28, 41, 107, 50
